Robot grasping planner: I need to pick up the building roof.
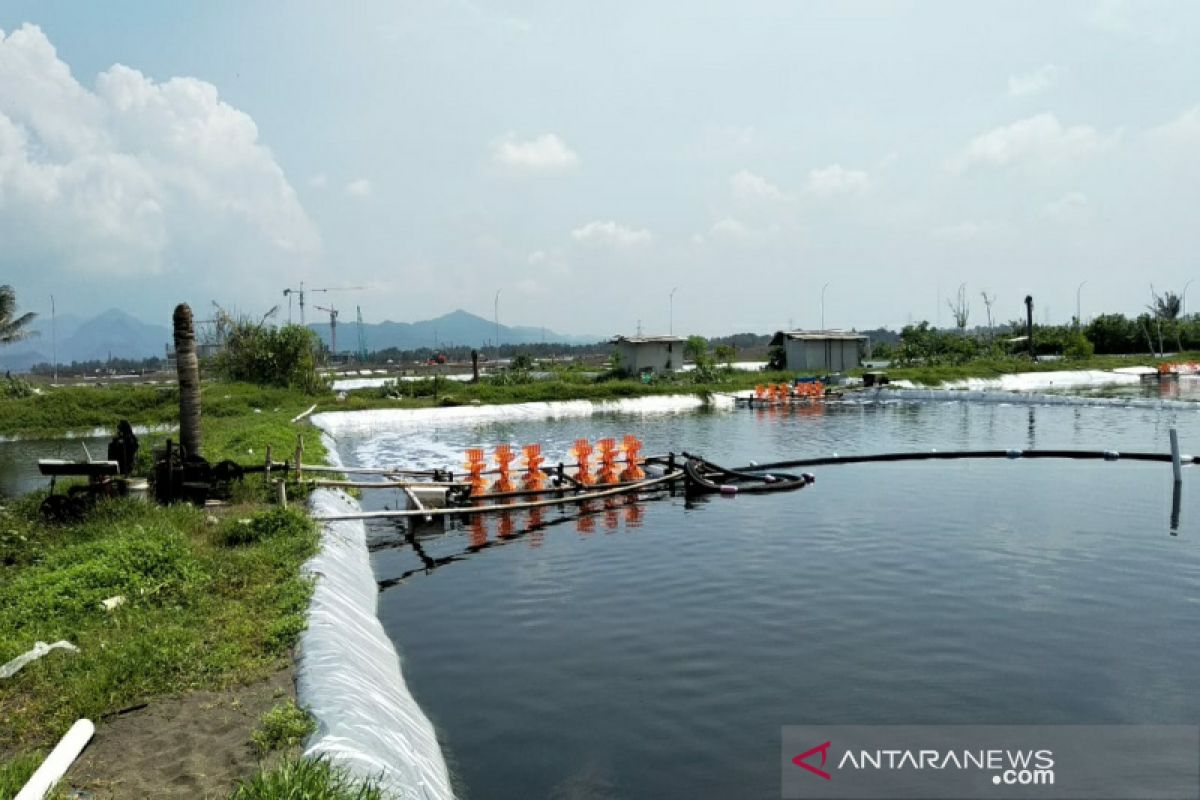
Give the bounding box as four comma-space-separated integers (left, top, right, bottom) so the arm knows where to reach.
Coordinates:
610, 335, 685, 344
770, 330, 869, 345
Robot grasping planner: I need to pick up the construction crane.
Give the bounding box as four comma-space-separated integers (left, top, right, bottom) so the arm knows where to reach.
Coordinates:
356, 306, 369, 363
313, 304, 340, 357
282, 282, 364, 325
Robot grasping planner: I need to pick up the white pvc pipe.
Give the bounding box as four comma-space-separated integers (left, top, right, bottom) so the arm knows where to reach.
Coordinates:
16, 718, 94, 800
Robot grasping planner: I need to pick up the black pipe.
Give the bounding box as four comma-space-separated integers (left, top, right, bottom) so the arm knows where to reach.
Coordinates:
736, 449, 1198, 473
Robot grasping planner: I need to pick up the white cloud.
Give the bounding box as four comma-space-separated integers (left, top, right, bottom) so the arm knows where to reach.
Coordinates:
1088, 0, 1132, 33
1041, 191, 1089, 220
0, 24, 318, 282
570, 220, 652, 247
493, 133, 579, 172
952, 113, 1115, 171
806, 164, 870, 196
345, 178, 372, 197
1148, 106, 1200, 148
309, 173, 328, 189
1008, 64, 1058, 97
932, 221, 1002, 242
527, 249, 547, 265
730, 169, 789, 204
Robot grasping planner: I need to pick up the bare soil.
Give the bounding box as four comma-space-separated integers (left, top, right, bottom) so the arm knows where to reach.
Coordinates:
62, 668, 295, 799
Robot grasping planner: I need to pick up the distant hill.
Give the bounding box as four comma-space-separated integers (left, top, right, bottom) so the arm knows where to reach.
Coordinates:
308, 308, 601, 353
0, 309, 169, 371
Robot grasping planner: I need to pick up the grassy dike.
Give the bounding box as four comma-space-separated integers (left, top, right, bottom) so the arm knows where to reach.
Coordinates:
0, 383, 386, 799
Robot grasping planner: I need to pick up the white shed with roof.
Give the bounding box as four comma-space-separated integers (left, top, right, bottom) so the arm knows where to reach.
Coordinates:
770, 330, 868, 371
611, 335, 685, 375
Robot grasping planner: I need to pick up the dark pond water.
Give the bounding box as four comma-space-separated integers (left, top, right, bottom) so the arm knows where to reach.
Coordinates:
0, 436, 109, 499
328, 399, 1200, 800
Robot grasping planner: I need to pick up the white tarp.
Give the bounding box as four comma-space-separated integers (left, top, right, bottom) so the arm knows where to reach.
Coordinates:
297, 480, 453, 800
314, 393, 733, 436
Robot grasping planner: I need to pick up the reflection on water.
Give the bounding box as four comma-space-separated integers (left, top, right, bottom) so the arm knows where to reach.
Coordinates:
0, 437, 110, 498
327, 400, 1200, 800
374, 495, 659, 590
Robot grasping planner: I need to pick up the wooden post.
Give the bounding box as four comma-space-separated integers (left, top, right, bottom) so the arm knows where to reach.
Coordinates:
264, 444, 272, 487
173, 304, 202, 459
1170, 428, 1183, 483
295, 434, 304, 481
275, 479, 288, 509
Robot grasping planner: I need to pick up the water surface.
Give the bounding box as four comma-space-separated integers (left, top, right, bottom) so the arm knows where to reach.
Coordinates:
326, 400, 1200, 799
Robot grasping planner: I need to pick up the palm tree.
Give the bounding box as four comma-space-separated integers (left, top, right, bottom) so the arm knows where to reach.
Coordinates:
0, 285, 37, 345
1148, 289, 1183, 321
173, 303, 203, 459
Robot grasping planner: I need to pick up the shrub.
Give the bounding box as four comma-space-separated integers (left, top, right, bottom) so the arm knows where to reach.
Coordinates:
230, 757, 383, 800
2, 376, 35, 398
214, 322, 324, 393
251, 699, 316, 755
217, 507, 312, 547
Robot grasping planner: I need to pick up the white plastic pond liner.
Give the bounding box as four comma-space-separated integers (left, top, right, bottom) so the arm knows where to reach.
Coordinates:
313, 393, 733, 436
298, 484, 453, 800
873, 387, 1200, 411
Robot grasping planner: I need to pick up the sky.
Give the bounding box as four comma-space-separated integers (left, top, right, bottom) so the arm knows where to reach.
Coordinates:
1, 1, 1199, 338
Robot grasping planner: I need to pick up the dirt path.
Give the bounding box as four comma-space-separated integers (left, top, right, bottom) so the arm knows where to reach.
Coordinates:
63, 668, 295, 799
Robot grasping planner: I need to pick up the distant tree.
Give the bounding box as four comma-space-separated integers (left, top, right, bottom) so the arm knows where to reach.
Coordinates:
713, 344, 736, 369
0, 285, 37, 346
946, 283, 969, 334
684, 335, 709, 366
1148, 288, 1183, 321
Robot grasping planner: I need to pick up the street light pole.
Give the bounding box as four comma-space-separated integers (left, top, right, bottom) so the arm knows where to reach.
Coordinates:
1075, 281, 1087, 329
50, 295, 57, 382
821, 283, 830, 330
494, 289, 502, 360
1183, 280, 1194, 316
669, 286, 678, 336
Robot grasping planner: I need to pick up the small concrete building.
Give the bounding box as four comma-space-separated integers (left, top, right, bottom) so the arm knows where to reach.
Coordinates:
770, 330, 869, 371
611, 335, 685, 376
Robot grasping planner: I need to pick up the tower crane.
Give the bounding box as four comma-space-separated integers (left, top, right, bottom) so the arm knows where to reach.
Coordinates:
356, 306, 369, 363
281, 282, 364, 325
313, 304, 340, 356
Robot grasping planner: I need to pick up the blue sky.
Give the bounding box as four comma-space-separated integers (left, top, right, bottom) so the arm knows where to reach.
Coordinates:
2, 1, 1199, 337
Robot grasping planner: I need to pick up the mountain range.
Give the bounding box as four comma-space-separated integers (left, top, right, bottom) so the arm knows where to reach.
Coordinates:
306, 309, 601, 352
0, 309, 171, 371
0, 308, 600, 371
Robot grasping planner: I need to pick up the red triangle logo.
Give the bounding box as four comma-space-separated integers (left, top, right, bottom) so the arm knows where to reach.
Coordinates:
792, 741, 832, 780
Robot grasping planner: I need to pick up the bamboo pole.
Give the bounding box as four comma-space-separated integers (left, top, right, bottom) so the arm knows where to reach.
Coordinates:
312, 471, 681, 521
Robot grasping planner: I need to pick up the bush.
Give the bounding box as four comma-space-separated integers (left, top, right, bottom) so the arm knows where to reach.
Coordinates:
251, 699, 316, 755
2, 376, 35, 398
217, 507, 312, 547
230, 757, 383, 800
1064, 331, 1095, 360
214, 322, 324, 393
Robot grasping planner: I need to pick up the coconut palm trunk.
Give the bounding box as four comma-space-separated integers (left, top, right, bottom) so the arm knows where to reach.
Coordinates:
173, 304, 202, 459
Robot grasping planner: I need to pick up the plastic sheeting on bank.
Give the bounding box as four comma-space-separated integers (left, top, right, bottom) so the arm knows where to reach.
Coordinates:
313, 393, 734, 437
869, 387, 1200, 411
297, 476, 453, 799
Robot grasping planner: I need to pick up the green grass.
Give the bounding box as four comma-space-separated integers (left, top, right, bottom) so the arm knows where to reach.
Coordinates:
0, 751, 43, 799
0, 501, 319, 751
229, 757, 382, 800
251, 700, 316, 756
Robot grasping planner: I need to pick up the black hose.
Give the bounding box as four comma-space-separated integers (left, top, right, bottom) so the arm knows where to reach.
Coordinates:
736, 449, 1198, 472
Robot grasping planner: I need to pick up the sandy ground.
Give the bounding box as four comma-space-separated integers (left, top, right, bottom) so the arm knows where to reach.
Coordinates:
62, 668, 295, 799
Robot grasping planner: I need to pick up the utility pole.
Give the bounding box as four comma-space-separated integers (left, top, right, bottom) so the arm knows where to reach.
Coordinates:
50, 295, 57, 382
494, 289, 502, 360
669, 286, 678, 335
1075, 281, 1087, 329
